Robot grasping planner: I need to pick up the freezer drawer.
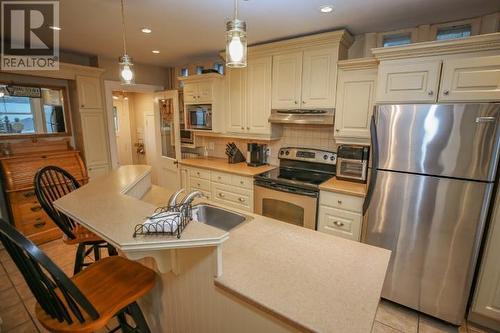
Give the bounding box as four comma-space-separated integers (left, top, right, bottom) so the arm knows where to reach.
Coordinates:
364, 170, 493, 324
376, 104, 500, 181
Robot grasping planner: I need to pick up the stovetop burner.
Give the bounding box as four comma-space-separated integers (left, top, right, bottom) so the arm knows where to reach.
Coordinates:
254, 147, 337, 190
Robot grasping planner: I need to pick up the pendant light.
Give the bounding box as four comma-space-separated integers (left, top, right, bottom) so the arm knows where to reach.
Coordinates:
118, 0, 135, 85
225, 0, 247, 68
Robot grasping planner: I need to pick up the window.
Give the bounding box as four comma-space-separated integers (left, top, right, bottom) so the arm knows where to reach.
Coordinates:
0, 85, 66, 135
213, 62, 224, 75
382, 33, 412, 47
180, 68, 189, 77
436, 24, 472, 40
113, 106, 119, 133
196, 66, 204, 75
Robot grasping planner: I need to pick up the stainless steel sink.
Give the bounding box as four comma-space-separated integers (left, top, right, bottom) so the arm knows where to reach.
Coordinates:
191, 204, 250, 231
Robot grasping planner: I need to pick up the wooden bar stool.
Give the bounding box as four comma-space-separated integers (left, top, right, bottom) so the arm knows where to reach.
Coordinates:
34, 165, 117, 274
0, 218, 156, 333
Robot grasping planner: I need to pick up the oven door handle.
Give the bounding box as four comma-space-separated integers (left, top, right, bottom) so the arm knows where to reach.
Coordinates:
255, 181, 318, 198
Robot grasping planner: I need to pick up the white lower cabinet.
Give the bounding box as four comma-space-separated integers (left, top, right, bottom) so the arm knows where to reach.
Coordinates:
318, 190, 363, 241
180, 166, 254, 212
87, 164, 109, 180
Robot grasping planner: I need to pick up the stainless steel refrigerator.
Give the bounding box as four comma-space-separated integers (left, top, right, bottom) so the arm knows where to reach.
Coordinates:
363, 103, 500, 325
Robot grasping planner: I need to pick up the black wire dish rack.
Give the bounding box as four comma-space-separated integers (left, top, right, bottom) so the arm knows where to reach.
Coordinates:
133, 202, 193, 239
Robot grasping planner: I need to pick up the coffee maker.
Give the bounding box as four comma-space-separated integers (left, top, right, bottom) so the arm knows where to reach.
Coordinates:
247, 143, 267, 167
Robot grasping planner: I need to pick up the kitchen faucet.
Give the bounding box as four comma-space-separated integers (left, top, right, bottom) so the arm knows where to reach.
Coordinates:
180, 190, 205, 206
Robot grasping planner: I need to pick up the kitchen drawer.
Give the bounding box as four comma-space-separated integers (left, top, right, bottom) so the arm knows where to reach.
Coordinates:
212, 183, 252, 211
15, 201, 45, 220
17, 215, 57, 236
190, 187, 211, 200
318, 205, 362, 241
189, 168, 210, 180
231, 174, 253, 189
189, 177, 211, 192
211, 171, 232, 185
9, 190, 37, 204
319, 190, 363, 213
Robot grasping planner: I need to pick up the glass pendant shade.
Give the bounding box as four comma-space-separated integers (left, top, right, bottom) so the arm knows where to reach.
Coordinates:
119, 54, 135, 85
226, 19, 247, 68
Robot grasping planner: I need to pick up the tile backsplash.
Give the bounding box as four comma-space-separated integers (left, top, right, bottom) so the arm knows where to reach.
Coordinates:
197, 125, 338, 165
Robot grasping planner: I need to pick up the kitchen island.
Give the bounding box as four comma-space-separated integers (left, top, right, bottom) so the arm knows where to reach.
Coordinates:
54, 165, 390, 333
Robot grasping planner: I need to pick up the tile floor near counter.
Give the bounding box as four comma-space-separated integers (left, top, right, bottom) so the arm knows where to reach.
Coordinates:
0, 239, 493, 333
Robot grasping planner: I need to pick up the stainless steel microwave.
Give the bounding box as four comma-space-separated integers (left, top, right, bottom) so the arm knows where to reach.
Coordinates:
180, 129, 194, 144
336, 145, 370, 183
186, 104, 212, 130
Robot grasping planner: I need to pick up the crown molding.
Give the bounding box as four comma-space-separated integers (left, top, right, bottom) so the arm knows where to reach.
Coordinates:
338, 57, 378, 70
177, 73, 224, 82
372, 32, 500, 61
220, 29, 354, 58
1, 62, 105, 80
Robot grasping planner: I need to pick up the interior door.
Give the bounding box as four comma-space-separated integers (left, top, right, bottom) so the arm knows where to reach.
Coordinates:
153, 90, 182, 190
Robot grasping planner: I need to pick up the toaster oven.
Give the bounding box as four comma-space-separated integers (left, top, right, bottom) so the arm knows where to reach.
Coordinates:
336, 145, 370, 183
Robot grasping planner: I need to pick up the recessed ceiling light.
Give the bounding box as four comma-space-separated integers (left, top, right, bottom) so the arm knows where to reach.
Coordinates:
141, 27, 152, 34
49, 26, 61, 30
124, 96, 129, 101
319, 5, 333, 13
112, 96, 119, 100
152, 50, 160, 54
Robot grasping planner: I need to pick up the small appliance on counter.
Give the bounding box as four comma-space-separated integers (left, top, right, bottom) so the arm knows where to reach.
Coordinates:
247, 143, 267, 167
225, 142, 246, 164
336, 145, 369, 183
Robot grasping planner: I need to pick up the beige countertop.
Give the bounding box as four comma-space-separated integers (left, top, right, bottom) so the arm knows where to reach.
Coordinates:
54, 165, 228, 252
55, 165, 389, 333
319, 177, 368, 197
216, 214, 390, 333
180, 157, 276, 176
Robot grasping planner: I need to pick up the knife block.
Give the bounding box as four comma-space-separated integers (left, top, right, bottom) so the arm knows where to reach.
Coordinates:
228, 150, 246, 164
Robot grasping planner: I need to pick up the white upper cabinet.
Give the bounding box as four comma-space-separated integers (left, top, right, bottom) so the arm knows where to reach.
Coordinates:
246, 56, 272, 134
439, 55, 500, 102
226, 56, 272, 135
376, 59, 442, 103
76, 75, 103, 109
301, 48, 337, 108
226, 67, 247, 133
335, 60, 377, 141
373, 34, 500, 103
183, 81, 213, 105
272, 52, 303, 109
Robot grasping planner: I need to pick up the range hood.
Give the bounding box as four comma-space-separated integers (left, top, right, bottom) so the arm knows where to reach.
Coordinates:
268, 109, 334, 125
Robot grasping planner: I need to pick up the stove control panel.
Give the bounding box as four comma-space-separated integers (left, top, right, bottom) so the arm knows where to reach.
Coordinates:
279, 147, 336, 165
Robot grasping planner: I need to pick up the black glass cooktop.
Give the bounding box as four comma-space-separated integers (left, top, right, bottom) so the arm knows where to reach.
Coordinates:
255, 167, 334, 188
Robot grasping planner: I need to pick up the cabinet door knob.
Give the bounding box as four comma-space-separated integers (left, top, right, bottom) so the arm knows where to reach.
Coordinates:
333, 221, 344, 227
218, 192, 224, 198
443, 90, 450, 95
246, 126, 250, 130
428, 90, 434, 96
240, 181, 244, 185
241, 126, 244, 130
335, 129, 340, 132
294, 101, 298, 105
337, 200, 342, 204
238, 197, 245, 202
302, 101, 306, 104
81, 104, 85, 108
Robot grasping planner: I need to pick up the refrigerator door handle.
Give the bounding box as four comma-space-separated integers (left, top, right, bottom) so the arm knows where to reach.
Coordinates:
363, 114, 379, 215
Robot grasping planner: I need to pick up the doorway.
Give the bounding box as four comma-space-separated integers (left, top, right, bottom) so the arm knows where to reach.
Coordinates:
104, 81, 182, 189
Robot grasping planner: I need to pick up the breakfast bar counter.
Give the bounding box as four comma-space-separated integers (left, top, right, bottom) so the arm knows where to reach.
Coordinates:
54, 165, 390, 333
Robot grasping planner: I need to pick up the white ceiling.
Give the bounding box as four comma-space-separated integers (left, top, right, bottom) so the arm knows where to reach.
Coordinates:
56, 0, 499, 67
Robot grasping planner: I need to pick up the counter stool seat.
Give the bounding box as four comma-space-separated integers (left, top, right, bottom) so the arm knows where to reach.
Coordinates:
0, 219, 155, 333
36, 256, 156, 333
34, 166, 117, 274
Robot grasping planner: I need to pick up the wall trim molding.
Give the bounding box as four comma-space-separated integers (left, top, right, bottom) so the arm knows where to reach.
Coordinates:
372, 32, 500, 60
